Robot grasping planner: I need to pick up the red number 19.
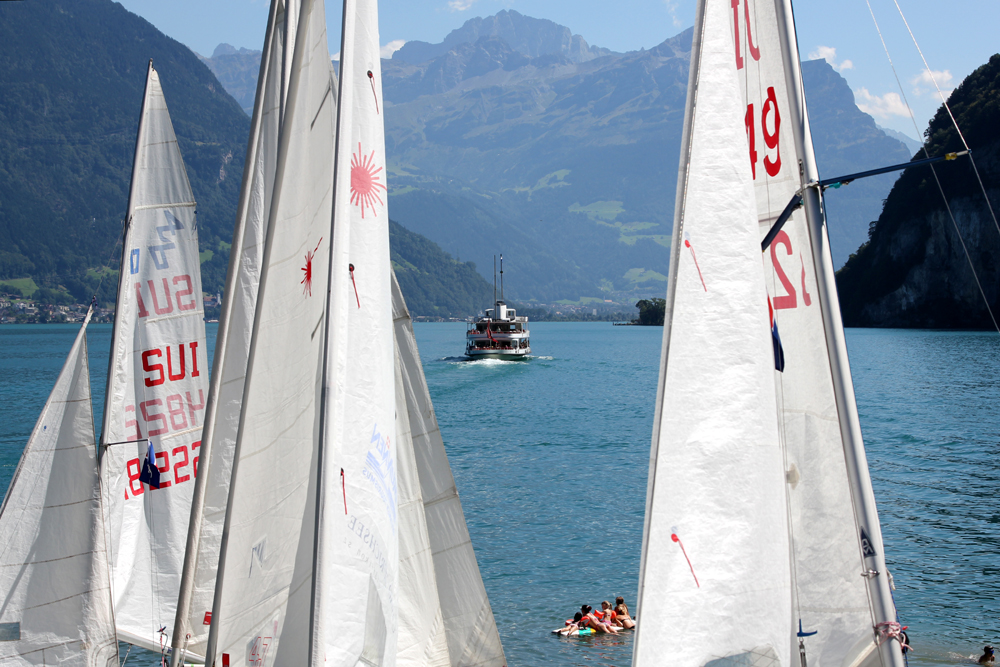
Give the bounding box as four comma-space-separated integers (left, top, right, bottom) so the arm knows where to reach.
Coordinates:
745, 86, 782, 179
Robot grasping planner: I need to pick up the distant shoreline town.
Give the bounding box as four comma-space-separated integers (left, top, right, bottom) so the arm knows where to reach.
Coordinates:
0, 293, 222, 325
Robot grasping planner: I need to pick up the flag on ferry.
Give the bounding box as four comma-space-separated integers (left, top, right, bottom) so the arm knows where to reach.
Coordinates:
138, 440, 161, 489
768, 295, 785, 372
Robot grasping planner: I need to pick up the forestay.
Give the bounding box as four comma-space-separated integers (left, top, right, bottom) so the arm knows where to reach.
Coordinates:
170, 0, 293, 661
0, 310, 118, 667
633, 0, 791, 664
312, 0, 398, 663
100, 62, 210, 653
734, 1, 891, 663
204, 0, 336, 662
392, 272, 507, 667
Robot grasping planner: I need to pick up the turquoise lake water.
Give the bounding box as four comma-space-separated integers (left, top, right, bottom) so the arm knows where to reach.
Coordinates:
1, 322, 997, 665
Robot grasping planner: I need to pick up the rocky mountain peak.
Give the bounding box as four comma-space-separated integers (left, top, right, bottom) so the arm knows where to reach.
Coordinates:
393, 9, 612, 65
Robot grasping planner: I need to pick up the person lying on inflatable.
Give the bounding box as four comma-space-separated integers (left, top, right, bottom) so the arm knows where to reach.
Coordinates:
553, 612, 592, 635
580, 604, 618, 634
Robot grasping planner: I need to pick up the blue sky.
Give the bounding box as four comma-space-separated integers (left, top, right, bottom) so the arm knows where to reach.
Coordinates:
119, 0, 1000, 140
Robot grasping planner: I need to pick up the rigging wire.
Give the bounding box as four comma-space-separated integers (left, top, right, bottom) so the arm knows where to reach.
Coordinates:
889, 0, 1000, 242
863, 0, 1000, 334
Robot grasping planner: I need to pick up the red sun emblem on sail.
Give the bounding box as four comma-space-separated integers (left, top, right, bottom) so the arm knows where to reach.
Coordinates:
300, 238, 322, 296
350, 143, 386, 219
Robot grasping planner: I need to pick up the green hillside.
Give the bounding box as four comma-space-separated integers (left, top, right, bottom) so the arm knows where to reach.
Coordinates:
0, 0, 249, 301
390, 219, 492, 318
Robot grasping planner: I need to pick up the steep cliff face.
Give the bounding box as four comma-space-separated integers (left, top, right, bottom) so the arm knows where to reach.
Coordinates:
836, 55, 1000, 328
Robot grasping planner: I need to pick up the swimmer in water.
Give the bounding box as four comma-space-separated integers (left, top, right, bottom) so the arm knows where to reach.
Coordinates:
979, 645, 995, 665
613, 596, 636, 629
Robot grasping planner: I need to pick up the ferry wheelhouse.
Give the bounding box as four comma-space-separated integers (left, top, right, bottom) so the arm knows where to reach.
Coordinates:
466, 300, 530, 359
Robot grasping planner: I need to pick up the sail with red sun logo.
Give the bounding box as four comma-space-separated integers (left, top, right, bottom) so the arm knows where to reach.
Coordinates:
734, 1, 903, 665
310, 0, 398, 663
202, 0, 337, 663
168, 0, 299, 662
98, 61, 210, 655
632, 0, 791, 663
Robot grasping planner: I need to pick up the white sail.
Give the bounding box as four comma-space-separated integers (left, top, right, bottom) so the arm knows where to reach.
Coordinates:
392, 315, 451, 667
633, 0, 792, 664
311, 0, 398, 663
100, 62, 210, 653
170, 0, 292, 661
0, 310, 118, 667
392, 272, 506, 667
734, 1, 898, 663
204, 0, 335, 662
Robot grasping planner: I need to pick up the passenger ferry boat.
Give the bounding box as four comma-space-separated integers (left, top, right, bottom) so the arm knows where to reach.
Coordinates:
466, 300, 530, 360
466, 255, 530, 360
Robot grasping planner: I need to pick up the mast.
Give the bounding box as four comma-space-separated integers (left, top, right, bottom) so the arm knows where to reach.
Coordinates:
100, 59, 153, 451
493, 255, 497, 310
204, 0, 321, 659
499, 253, 504, 303
168, 2, 281, 664
774, 1, 905, 664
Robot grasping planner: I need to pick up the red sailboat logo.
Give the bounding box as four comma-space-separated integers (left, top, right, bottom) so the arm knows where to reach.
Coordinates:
350, 143, 386, 219
300, 238, 322, 296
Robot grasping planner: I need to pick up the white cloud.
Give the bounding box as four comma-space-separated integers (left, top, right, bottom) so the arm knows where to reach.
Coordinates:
911, 69, 954, 98
854, 87, 911, 119
664, 0, 682, 27
447, 0, 475, 10
808, 45, 853, 73
331, 52, 340, 62
380, 39, 406, 59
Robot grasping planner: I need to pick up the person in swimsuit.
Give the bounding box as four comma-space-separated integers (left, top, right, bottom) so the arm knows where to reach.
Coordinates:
580, 604, 618, 634
614, 596, 636, 629
599, 601, 619, 626
554, 612, 585, 636
979, 646, 995, 665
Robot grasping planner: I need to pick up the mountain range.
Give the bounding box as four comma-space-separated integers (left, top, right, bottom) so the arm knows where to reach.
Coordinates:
203, 10, 912, 302
0, 1, 917, 313
0, 0, 491, 316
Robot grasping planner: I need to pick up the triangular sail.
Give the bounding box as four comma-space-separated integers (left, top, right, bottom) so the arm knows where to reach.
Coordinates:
733, 1, 901, 663
392, 311, 451, 667
392, 272, 506, 667
100, 61, 210, 653
633, 0, 791, 664
311, 0, 398, 662
170, 0, 292, 661
204, 0, 335, 662
0, 310, 119, 667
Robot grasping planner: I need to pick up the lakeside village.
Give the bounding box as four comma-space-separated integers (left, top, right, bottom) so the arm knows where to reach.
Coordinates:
0, 291, 223, 325
0, 290, 657, 325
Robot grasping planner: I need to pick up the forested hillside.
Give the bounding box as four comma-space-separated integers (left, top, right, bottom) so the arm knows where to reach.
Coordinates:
837, 55, 1000, 328
390, 220, 493, 318
0, 0, 248, 302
